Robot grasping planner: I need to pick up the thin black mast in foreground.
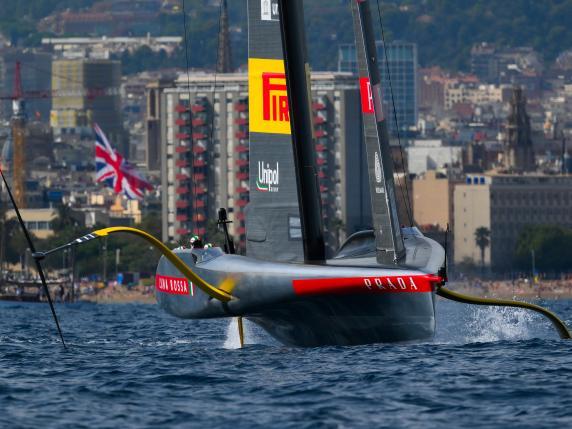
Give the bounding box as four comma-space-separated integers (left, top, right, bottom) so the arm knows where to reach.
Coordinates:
277, 0, 325, 263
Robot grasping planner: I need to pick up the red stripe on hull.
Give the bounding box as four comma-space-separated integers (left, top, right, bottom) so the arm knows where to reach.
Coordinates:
293, 275, 441, 296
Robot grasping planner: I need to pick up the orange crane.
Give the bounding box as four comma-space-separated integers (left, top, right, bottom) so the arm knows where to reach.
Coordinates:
9, 62, 26, 208
0, 61, 118, 207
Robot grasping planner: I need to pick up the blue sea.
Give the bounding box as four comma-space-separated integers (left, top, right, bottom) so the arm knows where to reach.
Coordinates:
1, 299, 572, 429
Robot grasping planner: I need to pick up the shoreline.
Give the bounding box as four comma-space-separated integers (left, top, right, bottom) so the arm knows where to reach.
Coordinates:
6, 278, 570, 304
446, 279, 572, 300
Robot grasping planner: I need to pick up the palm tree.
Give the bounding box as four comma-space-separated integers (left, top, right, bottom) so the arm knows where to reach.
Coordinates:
474, 227, 490, 273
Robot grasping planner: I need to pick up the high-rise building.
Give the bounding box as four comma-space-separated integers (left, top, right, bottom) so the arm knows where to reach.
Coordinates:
50, 59, 127, 154
155, 72, 371, 253
454, 174, 572, 272
145, 77, 174, 172
338, 41, 418, 136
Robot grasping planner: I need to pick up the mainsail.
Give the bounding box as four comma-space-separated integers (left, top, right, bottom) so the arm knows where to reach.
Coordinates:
246, 0, 304, 262
351, 0, 405, 264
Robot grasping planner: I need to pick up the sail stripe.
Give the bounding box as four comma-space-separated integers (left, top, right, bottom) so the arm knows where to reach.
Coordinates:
292, 274, 440, 296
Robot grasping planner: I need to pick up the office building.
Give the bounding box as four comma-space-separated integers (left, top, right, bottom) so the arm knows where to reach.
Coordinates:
338, 41, 418, 136
50, 59, 127, 154
454, 174, 572, 272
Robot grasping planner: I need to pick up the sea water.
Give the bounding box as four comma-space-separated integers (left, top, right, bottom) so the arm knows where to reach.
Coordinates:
1, 299, 571, 428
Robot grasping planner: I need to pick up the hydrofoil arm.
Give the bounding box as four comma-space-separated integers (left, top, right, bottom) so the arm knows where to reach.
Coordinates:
34, 227, 234, 303
437, 285, 571, 340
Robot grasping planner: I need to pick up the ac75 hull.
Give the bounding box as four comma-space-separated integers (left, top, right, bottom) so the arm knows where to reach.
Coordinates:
155, 245, 442, 347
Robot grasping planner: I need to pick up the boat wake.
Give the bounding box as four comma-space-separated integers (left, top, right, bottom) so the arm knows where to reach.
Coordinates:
465, 305, 535, 343
223, 317, 257, 349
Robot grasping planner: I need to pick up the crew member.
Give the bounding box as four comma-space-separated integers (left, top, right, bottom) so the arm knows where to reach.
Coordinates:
190, 235, 204, 249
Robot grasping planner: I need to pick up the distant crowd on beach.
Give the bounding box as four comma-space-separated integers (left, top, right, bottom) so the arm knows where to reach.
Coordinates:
449, 277, 572, 299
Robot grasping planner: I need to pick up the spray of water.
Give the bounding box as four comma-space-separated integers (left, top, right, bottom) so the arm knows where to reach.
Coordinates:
465, 305, 535, 343
223, 317, 257, 349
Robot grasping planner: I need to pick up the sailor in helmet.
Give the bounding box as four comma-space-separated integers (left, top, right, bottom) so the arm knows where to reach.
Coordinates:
189, 235, 204, 249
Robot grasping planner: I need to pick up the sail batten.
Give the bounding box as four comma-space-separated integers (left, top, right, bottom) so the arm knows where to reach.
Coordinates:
351, 0, 406, 264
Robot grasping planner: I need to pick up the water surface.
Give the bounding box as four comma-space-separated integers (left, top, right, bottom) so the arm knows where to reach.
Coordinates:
1, 299, 571, 428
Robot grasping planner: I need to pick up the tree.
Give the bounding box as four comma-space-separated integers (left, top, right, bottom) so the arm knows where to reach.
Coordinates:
474, 226, 490, 272
514, 225, 572, 274
51, 204, 81, 232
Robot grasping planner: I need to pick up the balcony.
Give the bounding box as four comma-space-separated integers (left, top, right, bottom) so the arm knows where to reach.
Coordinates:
193, 132, 207, 140
193, 227, 206, 236
176, 186, 189, 195
235, 103, 248, 112
235, 186, 249, 194
176, 200, 189, 209
315, 144, 326, 152
176, 214, 188, 222
234, 117, 248, 126
175, 104, 188, 113
235, 212, 245, 221
312, 102, 326, 110
193, 173, 206, 181
236, 226, 246, 235
175, 145, 190, 154
193, 146, 206, 154
175, 118, 187, 126
175, 159, 189, 168
194, 200, 205, 208
193, 213, 206, 222
176, 228, 189, 235
236, 199, 248, 207
192, 118, 206, 127
193, 159, 206, 168
317, 158, 327, 166
235, 144, 248, 153
235, 159, 249, 167
315, 129, 327, 138
196, 187, 207, 195
313, 116, 326, 125
236, 172, 249, 180
191, 104, 206, 113
235, 131, 248, 140
176, 173, 189, 181
176, 132, 190, 140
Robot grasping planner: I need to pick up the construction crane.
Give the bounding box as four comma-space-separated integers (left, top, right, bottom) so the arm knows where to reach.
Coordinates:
10, 62, 26, 208
0, 61, 119, 207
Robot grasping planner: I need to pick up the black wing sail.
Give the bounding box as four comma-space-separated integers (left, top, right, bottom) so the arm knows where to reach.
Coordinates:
245, 0, 304, 262
351, 0, 405, 264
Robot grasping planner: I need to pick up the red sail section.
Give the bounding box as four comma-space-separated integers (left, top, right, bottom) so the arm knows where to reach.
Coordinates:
293, 275, 441, 296
155, 275, 194, 296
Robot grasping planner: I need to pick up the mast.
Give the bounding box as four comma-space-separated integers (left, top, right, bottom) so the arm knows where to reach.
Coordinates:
216, 0, 233, 73
352, 0, 405, 264
277, 0, 325, 263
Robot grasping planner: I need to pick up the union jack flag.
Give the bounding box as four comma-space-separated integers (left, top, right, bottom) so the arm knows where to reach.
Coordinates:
95, 124, 153, 199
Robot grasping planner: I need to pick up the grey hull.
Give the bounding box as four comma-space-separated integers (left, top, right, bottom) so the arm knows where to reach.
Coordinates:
248, 293, 435, 347
155, 229, 442, 347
